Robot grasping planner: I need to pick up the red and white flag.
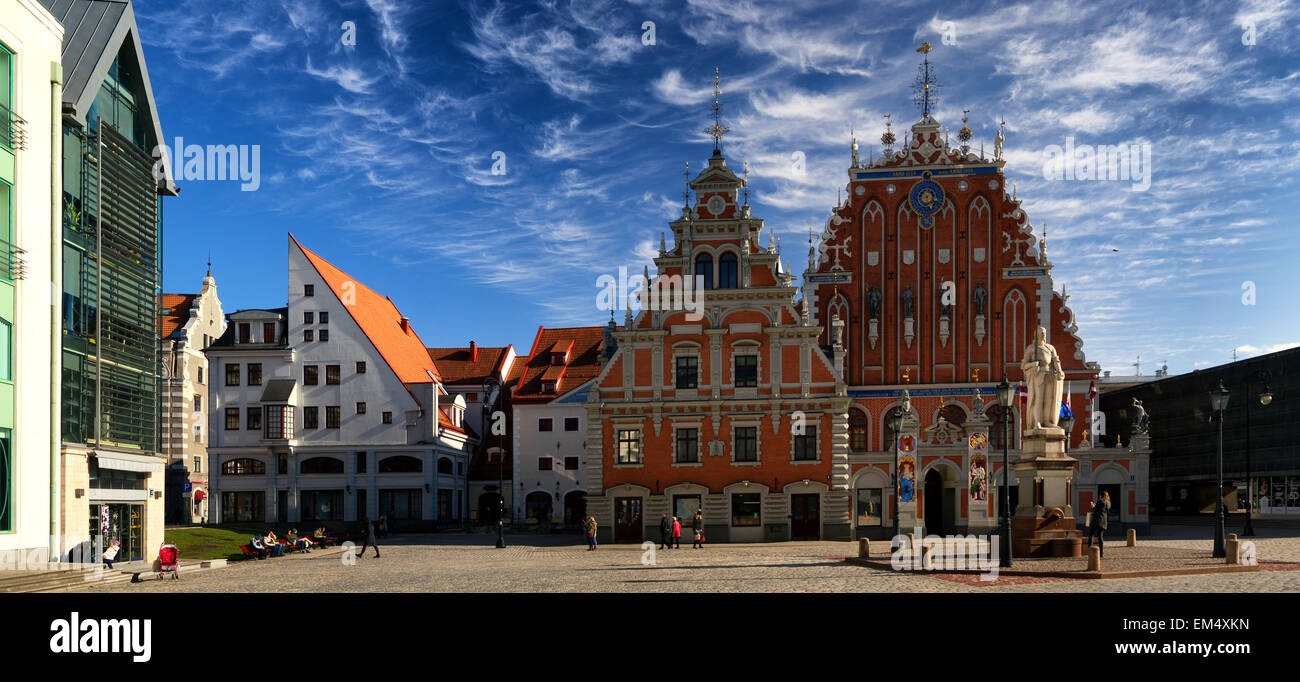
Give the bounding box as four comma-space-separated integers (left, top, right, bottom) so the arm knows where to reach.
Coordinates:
1017, 382, 1027, 404
1088, 379, 1097, 402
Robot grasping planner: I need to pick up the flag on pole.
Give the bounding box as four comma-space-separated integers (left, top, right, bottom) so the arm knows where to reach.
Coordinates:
1059, 397, 1074, 421
1017, 382, 1027, 405
1088, 379, 1097, 402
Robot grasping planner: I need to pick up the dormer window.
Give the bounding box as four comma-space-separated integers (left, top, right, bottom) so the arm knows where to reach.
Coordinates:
541, 380, 558, 394
263, 322, 276, 344
550, 352, 566, 366
238, 323, 251, 344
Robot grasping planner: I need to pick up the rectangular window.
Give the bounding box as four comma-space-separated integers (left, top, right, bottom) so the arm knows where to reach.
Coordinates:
303, 329, 314, 343
564, 417, 579, 431
300, 490, 344, 522
856, 488, 884, 527
675, 428, 699, 463
304, 365, 318, 385
326, 406, 341, 429
265, 405, 293, 440
320, 329, 329, 342
304, 311, 314, 324
356, 451, 367, 474
247, 363, 262, 386
225, 363, 240, 386
193, 456, 202, 473
303, 406, 319, 430
320, 311, 329, 324
304, 284, 314, 296
277, 453, 287, 475
224, 407, 240, 430
674, 494, 701, 522
356, 402, 366, 415
564, 456, 579, 470
734, 426, 758, 462
198, 367, 203, 384
538, 456, 553, 471
675, 356, 698, 389
794, 425, 818, 461
246, 406, 262, 431
379, 489, 423, 520
538, 418, 553, 432
326, 365, 340, 385
0, 319, 11, 381
263, 322, 276, 344
616, 430, 641, 464
193, 395, 202, 412
734, 355, 758, 388
356, 361, 366, 374
382, 411, 393, 424
238, 323, 251, 344
221, 491, 265, 523
732, 493, 761, 526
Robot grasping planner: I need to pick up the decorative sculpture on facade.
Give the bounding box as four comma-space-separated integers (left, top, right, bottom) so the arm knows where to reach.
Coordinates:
1020, 325, 1064, 431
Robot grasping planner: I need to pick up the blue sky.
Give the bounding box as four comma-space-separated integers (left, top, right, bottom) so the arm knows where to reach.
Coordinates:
135, 0, 1300, 376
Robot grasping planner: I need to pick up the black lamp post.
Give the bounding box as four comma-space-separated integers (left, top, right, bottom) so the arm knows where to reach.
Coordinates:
1210, 380, 1230, 558
1243, 371, 1271, 537
482, 375, 505, 549
888, 392, 911, 549
996, 375, 1016, 567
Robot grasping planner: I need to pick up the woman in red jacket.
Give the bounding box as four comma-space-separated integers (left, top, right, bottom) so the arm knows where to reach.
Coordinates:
671, 516, 682, 549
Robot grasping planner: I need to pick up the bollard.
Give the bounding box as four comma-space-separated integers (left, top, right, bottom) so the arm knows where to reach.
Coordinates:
1226, 534, 1239, 565
1126, 528, 1136, 547
1087, 545, 1101, 572
858, 538, 871, 558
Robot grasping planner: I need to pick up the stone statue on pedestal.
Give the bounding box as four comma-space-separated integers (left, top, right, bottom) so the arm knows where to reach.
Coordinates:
1130, 397, 1149, 435
1019, 325, 1063, 431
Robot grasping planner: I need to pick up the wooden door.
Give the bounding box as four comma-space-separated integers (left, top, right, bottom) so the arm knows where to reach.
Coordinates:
790, 494, 820, 540
614, 497, 642, 543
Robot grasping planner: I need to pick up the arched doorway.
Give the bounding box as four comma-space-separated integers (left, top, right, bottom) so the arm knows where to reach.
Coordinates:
924, 469, 946, 536
478, 492, 503, 524
524, 491, 553, 524
564, 491, 586, 528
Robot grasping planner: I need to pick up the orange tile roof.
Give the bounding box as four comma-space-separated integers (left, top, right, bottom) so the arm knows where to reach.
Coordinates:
512, 325, 608, 402
291, 234, 442, 385
427, 345, 512, 385
160, 294, 196, 339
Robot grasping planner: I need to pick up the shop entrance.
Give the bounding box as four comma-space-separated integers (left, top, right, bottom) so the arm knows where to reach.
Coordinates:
790, 494, 821, 540
89, 503, 144, 562
614, 497, 642, 543
924, 470, 947, 536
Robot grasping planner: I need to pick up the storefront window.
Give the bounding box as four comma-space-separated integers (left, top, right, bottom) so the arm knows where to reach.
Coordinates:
731, 493, 760, 526
856, 488, 883, 527
673, 494, 701, 522
380, 489, 423, 520
221, 491, 265, 523
300, 490, 344, 521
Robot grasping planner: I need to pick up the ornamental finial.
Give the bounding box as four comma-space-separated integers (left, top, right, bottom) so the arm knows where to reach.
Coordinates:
704, 67, 730, 152
912, 45, 939, 119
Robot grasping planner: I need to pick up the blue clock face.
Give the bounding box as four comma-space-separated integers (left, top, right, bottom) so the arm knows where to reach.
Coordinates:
909, 172, 945, 229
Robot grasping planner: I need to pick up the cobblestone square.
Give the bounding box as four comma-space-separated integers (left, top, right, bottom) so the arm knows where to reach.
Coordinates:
75, 525, 1300, 593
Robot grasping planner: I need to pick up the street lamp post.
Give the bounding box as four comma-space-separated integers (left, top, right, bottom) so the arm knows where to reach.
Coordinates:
888, 394, 910, 550
1210, 380, 1230, 558
483, 376, 505, 549
996, 376, 1016, 568
1243, 371, 1271, 538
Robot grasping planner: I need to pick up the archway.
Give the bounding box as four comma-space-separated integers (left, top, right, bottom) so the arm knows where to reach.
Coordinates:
524, 491, 553, 524
564, 491, 586, 528
924, 469, 946, 536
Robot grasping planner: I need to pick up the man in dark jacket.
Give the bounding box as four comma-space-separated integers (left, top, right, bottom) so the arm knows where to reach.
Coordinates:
1087, 492, 1110, 557
692, 511, 704, 549
357, 518, 381, 559
659, 514, 671, 550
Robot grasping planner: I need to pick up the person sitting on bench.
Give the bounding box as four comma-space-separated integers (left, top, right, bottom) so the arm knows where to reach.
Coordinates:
287, 528, 312, 552
248, 535, 268, 559
264, 532, 285, 557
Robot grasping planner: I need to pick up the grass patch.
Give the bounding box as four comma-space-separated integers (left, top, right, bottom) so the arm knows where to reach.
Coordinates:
164, 526, 268, 561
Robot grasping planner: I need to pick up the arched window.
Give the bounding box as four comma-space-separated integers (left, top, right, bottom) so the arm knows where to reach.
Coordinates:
694, 254, 714, 290
300, 456, 344, 474
986, 406, 1015, 450
850, 411, 868, 452
437, 458, 453, 474
718, 252, 738, 288
378, 455, 423, 473
525, 491, 553, 522
222, 458, 265, 475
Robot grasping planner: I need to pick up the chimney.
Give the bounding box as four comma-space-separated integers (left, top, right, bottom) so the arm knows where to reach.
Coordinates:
470, 340, 478, 363
399, 317, 411, 334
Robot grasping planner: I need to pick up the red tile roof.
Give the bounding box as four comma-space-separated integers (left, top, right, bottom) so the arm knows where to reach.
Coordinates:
512, 325, 608, 402
427, 345, 512, 386
291, 234, 442, 385
160, 293, 196, 339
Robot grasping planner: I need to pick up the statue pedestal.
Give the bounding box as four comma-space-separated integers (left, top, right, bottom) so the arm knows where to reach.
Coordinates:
1011, 427, 1082, 558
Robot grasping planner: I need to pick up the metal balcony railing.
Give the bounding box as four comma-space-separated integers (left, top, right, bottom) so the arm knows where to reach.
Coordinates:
0, 103, 27, 151
0, 239, 27, 281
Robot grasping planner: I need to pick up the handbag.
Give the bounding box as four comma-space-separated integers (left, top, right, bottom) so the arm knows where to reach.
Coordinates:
1085, 511, 1093, 527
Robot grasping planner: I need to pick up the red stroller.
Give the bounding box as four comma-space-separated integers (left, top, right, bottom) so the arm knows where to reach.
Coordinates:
157, 543, 180, 580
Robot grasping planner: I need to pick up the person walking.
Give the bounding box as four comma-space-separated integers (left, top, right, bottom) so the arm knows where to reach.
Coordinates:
658, 513, 671, 550
670, 516, 682, 549
691, 510, 705, 549
1087, 491, 1110, 558
357, 517, 381, 559
584, 515, 598, 551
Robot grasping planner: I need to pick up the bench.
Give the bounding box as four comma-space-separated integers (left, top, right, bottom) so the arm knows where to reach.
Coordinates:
239, 544, 268, 560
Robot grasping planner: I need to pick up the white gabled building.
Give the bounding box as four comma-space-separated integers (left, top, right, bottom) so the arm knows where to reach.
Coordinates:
205, 235, 476, 528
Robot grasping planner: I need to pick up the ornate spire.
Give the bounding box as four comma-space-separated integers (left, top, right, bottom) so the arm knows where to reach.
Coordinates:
659, 231, 666, 254
850, 129, 860, 168
742, 160, 750, 206
682, 161, 691, 209
958, 109, 972, 154
881, 113, 896, 150
912, 43, 939, 120
704, 67, 730, 152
